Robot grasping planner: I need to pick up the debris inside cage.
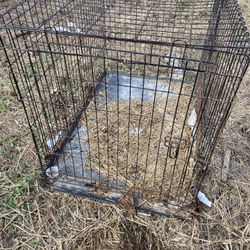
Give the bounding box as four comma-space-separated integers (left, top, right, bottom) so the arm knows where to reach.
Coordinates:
131, 127, 143, 135
67, 21, 76, 28
53, 26, 70, 32
187, 109, 197, 138
63, 73, 192, 196
51, 72, 196, 201
197, 191, 212, 207
46, 131, 62, 149
153, 202, 168, 214
46, 165, 59, 179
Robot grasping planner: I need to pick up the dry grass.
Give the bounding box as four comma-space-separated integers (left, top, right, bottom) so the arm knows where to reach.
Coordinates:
1, 1, 250, 250
84, 84, 194, 200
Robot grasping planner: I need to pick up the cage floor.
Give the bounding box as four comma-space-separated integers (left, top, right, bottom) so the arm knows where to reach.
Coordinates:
47, 69, 196, 211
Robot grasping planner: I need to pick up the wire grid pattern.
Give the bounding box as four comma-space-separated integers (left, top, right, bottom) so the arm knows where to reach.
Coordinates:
1, 0, 249, 213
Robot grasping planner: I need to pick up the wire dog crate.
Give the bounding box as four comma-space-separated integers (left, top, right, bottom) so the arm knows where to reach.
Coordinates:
1, 0, 249, 216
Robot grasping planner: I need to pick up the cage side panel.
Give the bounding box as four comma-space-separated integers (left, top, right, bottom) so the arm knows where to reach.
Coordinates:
193, 0, 250, 187
194, 51, 249, 186
1, 26, 106, 167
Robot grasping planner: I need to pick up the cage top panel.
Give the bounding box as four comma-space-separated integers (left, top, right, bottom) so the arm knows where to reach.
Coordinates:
1, 0, 249, 50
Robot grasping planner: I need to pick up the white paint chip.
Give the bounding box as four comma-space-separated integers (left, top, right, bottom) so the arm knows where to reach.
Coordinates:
67, 21, 76, 28
197, 191, 212, 207
131, 127, 143, 135
187, 109, 197, 137
47, 131, 62, 148
53, 26, 70, 32
46, 165, 59, 179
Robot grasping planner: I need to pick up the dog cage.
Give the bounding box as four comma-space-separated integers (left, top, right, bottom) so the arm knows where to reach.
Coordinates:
0, 0, 249, 217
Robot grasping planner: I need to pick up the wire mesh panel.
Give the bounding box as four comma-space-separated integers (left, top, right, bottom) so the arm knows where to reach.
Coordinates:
1, 0, 249, 216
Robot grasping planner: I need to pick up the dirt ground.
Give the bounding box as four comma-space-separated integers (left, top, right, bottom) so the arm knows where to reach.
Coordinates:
0, 1, 250, 249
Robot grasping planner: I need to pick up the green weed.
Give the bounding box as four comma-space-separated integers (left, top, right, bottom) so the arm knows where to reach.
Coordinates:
0, 132, 22, 158
0, 96, 8, 113
3, 171, 38, 208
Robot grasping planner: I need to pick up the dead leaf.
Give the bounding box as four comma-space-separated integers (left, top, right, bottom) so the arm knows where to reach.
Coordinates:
119, 194, 136, 214
91, 189, 106, 196
95, 180, 109, 188
91, 180, 109, 195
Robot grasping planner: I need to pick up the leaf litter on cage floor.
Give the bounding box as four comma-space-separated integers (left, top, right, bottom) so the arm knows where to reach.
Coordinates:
48, 71, 197, 209
84, 72, 196, 198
